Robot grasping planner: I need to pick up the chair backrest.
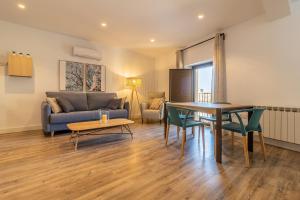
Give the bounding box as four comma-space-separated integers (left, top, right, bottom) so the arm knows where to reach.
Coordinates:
246, 108, 265, 131
166, 105, 182, 127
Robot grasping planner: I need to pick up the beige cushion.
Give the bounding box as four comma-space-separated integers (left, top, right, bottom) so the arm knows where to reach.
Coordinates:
46, 97, 62, 113
143, 109, 161, 120
149, 98, 163, 110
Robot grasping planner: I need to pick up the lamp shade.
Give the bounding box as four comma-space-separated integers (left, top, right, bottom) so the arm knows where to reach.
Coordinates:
126, 77, 142, 88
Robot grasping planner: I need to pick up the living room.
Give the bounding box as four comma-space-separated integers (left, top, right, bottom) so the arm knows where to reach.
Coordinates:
0, 0, 300, 199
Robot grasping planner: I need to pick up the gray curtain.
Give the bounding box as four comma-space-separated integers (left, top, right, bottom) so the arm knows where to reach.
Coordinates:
212, 33, 227, 103
176, 50, 184, 69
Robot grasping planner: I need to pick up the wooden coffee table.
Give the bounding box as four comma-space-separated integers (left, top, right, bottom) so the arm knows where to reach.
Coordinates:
67, 118, 134, 150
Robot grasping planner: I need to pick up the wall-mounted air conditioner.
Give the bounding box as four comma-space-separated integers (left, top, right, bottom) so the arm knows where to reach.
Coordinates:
73, 46, 101, 60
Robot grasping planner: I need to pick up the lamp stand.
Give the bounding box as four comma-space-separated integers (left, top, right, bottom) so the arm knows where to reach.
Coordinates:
129, 87, 141, 119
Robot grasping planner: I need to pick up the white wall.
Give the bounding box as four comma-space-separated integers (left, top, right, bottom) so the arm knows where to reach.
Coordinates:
226, 2, 300, 107
155, 1, 300, 107
0, 20, 155, 133
154, 51, 176, 100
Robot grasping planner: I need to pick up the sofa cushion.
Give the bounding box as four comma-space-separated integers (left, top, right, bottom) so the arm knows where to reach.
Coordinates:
50, 110, 99, 124
107, 98, 122, 110
56, 97, 75, 113
143, 109, 161, 119
87, 92, 117, 110
46, 97, 62, 113
50, 109, 128, 124
108, 109, 128, 119
46, 92, 88, 111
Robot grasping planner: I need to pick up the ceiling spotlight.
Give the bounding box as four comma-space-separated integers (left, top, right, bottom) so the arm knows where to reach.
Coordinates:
150, 38, 155, 43
17, 3, 26, 10
198, 14, 204, 19
101, 23, 107, 27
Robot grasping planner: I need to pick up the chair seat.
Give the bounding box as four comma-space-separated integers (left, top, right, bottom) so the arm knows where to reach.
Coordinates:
143, 109, 162, 120
222, 122, 243, 133
184, 120, 203, 128
179, 114, 194, 119
200, 114, 230, 122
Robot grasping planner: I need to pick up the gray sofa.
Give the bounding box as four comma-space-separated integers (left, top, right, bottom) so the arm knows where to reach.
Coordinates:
41, 92, 129, 136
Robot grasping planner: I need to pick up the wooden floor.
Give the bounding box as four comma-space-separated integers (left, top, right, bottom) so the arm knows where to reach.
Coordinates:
0, 123, 299, 200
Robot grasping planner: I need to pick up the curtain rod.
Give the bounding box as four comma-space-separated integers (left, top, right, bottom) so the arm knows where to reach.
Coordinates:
180, 33, 225, 52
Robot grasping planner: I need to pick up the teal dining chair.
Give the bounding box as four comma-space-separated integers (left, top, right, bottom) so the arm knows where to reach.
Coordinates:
200, 102, 232, 138
222, 108, 266, 167
166, 105, 205, 157
178, 111, 195, 139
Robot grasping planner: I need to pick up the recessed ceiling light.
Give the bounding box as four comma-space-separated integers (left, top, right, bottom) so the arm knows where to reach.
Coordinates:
150, 38, 155, 43
101, 23, 107, 27
17, 3, 26, 10
198, 14, 204, 19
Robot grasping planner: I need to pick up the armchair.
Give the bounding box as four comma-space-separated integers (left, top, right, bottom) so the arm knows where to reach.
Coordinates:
140, 92, 165, 124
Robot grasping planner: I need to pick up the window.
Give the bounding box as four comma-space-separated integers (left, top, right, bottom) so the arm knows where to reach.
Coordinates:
193, 61, 213, 103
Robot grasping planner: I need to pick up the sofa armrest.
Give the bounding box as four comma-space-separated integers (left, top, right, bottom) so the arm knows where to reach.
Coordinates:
41, 101, 51, 133
140, 102, 149, 113
159, 102, 165, 119
124, 101, 130, 113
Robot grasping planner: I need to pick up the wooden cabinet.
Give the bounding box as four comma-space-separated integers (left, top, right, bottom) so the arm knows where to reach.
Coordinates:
8, 53, 33, 77
169, 69, 194, 102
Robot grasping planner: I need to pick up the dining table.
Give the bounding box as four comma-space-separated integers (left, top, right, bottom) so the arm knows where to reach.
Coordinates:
164, 102, 254, 163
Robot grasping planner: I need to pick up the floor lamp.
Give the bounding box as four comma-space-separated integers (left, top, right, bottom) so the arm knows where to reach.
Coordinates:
126, 77, 142, 119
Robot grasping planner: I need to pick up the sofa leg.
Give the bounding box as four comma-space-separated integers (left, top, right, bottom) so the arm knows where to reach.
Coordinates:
51, 131, 55, 137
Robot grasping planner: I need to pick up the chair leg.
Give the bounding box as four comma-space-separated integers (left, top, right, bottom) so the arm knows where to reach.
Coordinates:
160, 119, 162, 125
165, 124, 170, 146
181, 128, 186, 157
212, 122, 215, 134
258, 132, 266, 161
242, 136, 250, 167
202, 125, 205, 150
214, 128, 216, 158
177, 126, 180, 140
231, 132, 234, 147
198, 125, 201, 143
51, 131, 55, 137
142, 118, 144, 124
192, 127, 195, 137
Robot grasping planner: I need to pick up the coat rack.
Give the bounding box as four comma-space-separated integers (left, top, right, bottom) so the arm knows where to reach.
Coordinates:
8, 51, 33, 77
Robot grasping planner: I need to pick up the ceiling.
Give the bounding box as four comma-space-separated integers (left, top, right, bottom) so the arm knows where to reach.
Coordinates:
0, 0, 264, 56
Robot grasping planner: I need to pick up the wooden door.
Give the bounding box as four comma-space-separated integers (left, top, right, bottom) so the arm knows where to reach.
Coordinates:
169, 69, 194, 102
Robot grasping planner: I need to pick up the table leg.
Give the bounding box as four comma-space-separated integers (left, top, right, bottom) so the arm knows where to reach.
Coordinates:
121, 125, 124, 134
215, 108, 222, 163
248, 110, 253, 152
74, 131, 79, 151
124, 125, 133, 140
163, 102, 168, 139
70, 131, 74, 142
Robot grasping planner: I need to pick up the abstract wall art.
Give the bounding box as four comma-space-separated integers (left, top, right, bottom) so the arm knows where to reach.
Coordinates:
59, 60, 105, 92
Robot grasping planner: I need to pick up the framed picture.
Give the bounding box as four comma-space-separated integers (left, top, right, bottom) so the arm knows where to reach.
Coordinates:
59, 60, 106, 92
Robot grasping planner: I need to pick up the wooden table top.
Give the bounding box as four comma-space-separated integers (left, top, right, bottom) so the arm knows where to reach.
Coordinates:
67, 118, 135, 131
167, 102, 253, 113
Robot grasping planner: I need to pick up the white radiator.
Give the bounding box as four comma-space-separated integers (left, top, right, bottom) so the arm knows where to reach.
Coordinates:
260, 106, 300, 144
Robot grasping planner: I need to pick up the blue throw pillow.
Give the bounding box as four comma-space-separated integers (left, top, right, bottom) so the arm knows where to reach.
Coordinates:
56, 97, 75, 113
107, 98, 122, 110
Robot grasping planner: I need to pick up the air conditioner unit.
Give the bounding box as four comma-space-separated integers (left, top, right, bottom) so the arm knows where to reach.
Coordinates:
73, 46, 101, 60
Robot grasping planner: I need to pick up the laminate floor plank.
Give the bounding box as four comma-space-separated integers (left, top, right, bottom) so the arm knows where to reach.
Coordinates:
0, 123, 299, 200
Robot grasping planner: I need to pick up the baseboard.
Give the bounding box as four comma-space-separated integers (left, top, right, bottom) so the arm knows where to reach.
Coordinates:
0, 125, 42, 135
262, 137, 300, 152
224, 130, 300, 152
